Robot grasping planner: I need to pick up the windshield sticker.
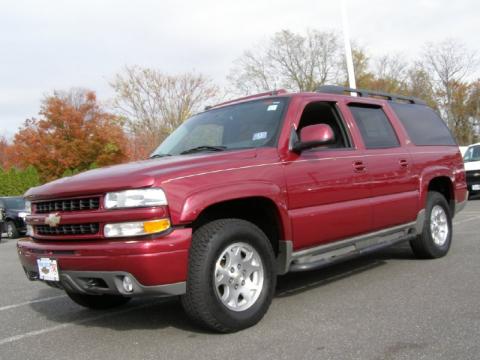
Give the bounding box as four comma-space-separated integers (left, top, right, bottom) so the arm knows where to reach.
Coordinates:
267, 104, 278, 111
252, 132, 267, 141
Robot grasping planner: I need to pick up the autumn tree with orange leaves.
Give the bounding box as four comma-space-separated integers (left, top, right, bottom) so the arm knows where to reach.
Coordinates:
8, 89, 130, 182
0, 136, 10, 169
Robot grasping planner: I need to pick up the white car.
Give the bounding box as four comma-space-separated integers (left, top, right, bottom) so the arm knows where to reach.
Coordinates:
463, 142, 480, 197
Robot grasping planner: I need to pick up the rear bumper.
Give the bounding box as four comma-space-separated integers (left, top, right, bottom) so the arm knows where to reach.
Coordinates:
17, 228, 192, 295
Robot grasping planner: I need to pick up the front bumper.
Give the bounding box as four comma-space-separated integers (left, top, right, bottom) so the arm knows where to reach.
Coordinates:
17, 228, 192, 296
466, 170, 480, 194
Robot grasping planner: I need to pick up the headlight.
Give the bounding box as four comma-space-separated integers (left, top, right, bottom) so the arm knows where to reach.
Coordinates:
104, 219, 171, 238
104, 188, 168, 209
25, 201, 32, 213
18, 212, 29, 219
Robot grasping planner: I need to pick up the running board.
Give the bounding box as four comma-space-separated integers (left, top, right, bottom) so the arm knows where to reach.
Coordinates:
277, 222, 417, 274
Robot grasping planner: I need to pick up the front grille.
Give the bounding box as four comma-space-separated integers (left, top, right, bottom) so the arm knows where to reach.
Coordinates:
35, 197, 100, 213
466, 170, 480, 181
35, 223, 99, 236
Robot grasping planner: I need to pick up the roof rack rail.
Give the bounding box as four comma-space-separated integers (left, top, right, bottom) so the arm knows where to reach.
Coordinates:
316, 85, 426, 105
205, 89, 288, 110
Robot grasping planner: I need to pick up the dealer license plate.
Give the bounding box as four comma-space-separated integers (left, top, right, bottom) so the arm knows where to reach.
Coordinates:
472, 184, 480, 191
36, 258, 59, 281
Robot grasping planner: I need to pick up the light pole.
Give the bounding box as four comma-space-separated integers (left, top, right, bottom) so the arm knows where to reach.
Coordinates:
341, 0, 356, 92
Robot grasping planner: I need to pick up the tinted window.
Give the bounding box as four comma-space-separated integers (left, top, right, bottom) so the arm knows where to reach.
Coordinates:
390, 103, 456, 146
348, 105, 399, 149
298, 102, 351, 148
3, 198, 25, 210
0, 198, 25, 210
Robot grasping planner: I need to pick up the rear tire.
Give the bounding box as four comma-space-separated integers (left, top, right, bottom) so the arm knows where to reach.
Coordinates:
181, 219, 276, 333
66, 291, 131, 310
410, 191, 452, 259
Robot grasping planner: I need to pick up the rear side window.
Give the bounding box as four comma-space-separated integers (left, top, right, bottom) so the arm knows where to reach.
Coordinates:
389, 103, 456, 145
348, 104, 400, 149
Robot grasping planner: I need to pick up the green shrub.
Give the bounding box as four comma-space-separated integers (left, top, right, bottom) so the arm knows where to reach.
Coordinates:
0, 166, 41, 196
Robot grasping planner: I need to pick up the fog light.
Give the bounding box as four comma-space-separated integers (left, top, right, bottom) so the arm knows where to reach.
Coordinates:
122, 276, 134, 293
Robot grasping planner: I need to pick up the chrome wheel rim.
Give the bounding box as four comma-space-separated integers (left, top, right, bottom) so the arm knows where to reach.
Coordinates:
7, 224, 13, 238
430, 205, 449, 246
213, 242, 264, 312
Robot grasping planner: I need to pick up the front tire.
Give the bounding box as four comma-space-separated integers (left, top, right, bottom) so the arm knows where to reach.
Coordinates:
410, 191, 452, 259
6, 221, 19, 239
66, 291, 131, 310
181, 219, 276, 333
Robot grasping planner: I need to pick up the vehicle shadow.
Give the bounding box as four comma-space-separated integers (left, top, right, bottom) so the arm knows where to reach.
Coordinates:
28, 242, 415, 334
276, 241, 414, 298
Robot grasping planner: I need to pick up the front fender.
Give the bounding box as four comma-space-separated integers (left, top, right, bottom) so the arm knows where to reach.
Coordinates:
171, 180, 292, 240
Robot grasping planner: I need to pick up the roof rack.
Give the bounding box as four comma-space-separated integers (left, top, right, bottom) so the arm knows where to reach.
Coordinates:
316, 85, 426, 105
205, 89, 288, 110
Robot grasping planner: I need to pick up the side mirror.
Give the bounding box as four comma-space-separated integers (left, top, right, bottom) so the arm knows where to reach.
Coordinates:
291, 124, 335, 153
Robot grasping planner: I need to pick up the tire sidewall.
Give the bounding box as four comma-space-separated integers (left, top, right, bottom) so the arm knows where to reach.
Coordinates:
7, 221, 17, 239
423, 192, 452, 257
197, 220, 276, 330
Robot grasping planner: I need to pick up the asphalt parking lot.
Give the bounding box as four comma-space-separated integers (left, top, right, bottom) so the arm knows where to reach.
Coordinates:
0, 200, 479, 360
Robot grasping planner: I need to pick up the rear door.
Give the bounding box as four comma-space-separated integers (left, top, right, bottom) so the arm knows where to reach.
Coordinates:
346, 103, 418, 230
284, 100, 372, 250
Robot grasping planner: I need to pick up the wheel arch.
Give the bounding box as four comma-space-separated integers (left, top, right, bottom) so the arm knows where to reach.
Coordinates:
189, 196, 288, 257
423, 174, 455, 214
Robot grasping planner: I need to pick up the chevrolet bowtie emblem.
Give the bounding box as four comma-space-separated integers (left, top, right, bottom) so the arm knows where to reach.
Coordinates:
45, 213, 61, 228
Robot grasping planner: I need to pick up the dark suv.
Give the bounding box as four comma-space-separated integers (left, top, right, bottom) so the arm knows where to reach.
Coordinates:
0, 197, 28, 239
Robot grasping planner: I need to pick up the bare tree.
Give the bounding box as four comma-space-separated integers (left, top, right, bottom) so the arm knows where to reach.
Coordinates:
110, 66, 218, 157
228, 29, 342, 94
421, 39, 478, 127
406, 62, 437, 108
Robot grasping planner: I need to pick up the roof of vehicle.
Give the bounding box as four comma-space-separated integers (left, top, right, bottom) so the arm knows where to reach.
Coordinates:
466, 142, 480, 148
207, 85, 428, 110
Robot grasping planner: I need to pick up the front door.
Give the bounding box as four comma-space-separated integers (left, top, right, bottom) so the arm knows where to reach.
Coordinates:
284, 101, 372, 250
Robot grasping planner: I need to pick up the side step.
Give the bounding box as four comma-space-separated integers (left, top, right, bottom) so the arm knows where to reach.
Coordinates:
279, 222, 417, 273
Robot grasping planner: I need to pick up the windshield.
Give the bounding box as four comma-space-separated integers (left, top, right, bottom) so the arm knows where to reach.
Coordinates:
3, 198, 25, 210
151, 98, 288, 156
464, 145, 480, 162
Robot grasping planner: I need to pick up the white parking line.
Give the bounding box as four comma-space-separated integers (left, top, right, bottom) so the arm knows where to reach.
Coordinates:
454, 217, 479, 226
0, 295, 67, 312
0, 301, 160, 346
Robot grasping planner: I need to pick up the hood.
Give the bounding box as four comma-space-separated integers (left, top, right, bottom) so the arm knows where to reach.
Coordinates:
25, 149, 258, 201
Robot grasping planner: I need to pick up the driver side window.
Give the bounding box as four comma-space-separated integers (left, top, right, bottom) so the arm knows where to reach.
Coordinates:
298, 102, 351, 149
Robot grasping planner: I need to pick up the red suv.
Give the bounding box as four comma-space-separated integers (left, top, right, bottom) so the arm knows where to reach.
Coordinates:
18, 86, 468, 332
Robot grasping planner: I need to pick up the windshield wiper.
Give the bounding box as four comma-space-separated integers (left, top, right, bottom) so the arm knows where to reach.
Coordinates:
180, 145, 227, 155
149, 153, 172, 159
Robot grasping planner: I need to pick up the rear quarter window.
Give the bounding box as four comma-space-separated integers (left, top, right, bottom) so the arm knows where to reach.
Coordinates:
389, 103, 456, 146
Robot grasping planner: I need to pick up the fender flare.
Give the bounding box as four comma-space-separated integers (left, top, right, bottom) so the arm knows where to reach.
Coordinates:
176, 181, 292, 240
418, 166, 455, 208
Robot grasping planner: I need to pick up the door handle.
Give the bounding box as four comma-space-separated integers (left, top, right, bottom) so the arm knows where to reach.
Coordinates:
399, 159, 409, 168
353, 161, 366, 172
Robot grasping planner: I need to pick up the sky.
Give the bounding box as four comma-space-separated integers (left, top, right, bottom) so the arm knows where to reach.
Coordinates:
0, 0, 479, 138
